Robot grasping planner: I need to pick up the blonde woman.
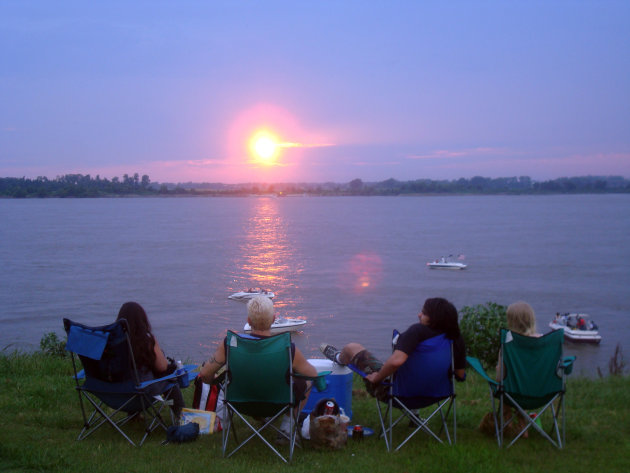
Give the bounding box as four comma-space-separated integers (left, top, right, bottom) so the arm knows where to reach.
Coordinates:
485, 301, 541, 437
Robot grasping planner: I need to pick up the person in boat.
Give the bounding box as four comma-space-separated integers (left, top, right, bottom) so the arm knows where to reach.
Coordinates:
577, 316, 587, 330
116, 301, 185, 419
320, 297, 466, 401
199, 295, 318, 432
588, 320, 598, 331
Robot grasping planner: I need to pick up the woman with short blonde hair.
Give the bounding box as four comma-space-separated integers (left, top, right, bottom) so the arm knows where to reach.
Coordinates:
247, 295, 274, 331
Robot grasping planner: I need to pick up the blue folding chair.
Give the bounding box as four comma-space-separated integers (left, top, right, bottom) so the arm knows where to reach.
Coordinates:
349, 330, 457, 451
63, 318, 196, 446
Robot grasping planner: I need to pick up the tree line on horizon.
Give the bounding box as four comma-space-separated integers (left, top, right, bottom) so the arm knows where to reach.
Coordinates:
1, 173, 629, 198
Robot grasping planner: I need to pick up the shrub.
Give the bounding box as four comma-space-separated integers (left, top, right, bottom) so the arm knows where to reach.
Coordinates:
39, 332, 66, 358
459, 302, 507, 369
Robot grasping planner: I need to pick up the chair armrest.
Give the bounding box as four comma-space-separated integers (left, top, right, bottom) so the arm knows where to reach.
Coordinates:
347, 363, 393, 387
347, 363, 367, 378
466, 356, 498, 386
293, 371, 331, 392
560, 356, 576, 375
138, 364, 199, 389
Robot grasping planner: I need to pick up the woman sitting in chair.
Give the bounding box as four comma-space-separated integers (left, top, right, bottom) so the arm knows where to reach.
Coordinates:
496, 301, 541, 379
320, 297, 466, 400
116, 301, 185, 419
487, 301, 541, 437
199, 296, 318, 434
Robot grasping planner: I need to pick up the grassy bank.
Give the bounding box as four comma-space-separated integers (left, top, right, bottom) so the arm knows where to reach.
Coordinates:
1, 352, 629, 473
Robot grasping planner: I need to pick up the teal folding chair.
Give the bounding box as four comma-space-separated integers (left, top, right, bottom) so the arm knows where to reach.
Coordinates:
63, 318, 196, 446
221, 331, 327, 463
467, 329, 575, 448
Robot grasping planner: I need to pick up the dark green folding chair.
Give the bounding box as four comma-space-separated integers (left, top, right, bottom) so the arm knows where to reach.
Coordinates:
221, 331, 328, 463
467, 329, 575, 448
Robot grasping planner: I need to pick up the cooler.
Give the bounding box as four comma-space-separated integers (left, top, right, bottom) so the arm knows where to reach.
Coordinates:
303, 358, 353, 419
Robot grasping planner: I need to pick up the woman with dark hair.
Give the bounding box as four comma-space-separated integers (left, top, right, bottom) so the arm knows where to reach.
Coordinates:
320, 297, 466, 399
116, 301, 184, 418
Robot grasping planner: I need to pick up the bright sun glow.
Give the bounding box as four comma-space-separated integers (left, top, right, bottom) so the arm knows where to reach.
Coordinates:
250, 132, 279, 165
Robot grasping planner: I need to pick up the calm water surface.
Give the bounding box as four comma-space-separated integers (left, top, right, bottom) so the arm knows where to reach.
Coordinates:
1, 195, 629, 377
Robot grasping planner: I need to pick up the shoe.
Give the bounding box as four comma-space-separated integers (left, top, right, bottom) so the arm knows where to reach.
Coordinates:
275, 415, 292, 445
320, 343, 341, 364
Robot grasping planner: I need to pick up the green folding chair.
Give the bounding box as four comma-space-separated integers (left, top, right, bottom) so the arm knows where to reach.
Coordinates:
221, 331, 328, 463
467, 329, 575, 448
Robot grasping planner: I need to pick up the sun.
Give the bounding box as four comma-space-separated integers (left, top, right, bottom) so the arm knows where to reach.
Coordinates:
250, 131, 279, 165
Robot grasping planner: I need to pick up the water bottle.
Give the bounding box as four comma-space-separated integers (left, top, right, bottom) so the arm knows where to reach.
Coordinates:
176, 360, 188, 388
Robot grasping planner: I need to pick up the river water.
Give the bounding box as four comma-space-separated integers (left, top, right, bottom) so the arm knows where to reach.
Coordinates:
1, 194, 628, 377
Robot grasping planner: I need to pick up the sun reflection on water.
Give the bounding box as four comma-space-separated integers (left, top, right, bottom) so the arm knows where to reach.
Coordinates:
230, 197, 302, 313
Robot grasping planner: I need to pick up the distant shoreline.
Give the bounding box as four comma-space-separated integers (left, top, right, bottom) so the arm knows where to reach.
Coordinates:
2, 174, 629, 198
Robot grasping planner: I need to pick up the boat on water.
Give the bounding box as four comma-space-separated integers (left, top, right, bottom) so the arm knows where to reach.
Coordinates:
427, 255, 467, 270
549, 313, 601, 344
243, 317, 307, 334
228, 288, 275, 303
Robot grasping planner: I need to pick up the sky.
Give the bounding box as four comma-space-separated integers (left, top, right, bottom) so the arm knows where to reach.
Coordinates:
1, 1, 629, 184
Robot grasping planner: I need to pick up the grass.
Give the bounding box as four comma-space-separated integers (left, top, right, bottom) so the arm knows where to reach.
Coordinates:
1, 352, 629, 473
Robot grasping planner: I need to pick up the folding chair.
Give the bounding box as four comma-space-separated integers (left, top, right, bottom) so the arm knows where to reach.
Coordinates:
349, 330, 457, 452
467, 328, 575, 448
221, 331, 327, 463
63, 318, 195, 446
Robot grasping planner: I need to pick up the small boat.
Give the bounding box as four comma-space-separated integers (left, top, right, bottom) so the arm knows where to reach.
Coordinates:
243, 317, 307, 334
427, 255, 467, 270
549, 313, 601, 344
228, 288, 275, 303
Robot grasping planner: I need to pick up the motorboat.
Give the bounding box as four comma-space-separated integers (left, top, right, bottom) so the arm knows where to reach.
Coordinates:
243, 317, 307, 334
549, 313, 601, 344
228, 288, 275, 303
427, 255, 467, 270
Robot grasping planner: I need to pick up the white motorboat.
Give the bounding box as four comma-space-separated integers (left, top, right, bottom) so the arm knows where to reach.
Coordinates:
549, 313, 601, 344
228, 288, 275, 303
243, 317, 307, 334
427, 256, 467, 270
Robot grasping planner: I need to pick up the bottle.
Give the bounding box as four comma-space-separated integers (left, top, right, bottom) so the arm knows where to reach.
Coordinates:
176, 360, 188, 388
352, 424, 364, 441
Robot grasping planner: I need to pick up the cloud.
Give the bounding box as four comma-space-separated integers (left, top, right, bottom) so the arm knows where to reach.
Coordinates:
407, 147, 512, 160
184, 159, 230, 167
277, 142, 335, 149
352, 160, 402, 167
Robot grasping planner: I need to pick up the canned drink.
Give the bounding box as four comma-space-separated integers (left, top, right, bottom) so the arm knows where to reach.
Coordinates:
352, 424, 364, 441
324, 400, 335, 415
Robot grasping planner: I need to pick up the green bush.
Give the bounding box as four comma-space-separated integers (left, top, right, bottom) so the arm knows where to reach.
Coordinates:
40, 332, 66, 358
459, 302, 507, 369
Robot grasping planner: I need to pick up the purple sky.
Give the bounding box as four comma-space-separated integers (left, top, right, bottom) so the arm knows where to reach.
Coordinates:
1, 1, 629, 183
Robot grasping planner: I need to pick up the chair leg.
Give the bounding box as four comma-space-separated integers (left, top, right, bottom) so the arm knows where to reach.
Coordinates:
504, 394, 561, 449
223, 405, 292, 463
